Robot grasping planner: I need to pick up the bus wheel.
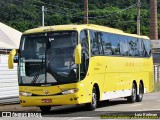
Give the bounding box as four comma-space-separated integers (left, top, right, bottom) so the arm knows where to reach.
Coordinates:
127, 83, 137, 103
40, 106, 51, 113
85, 87, 97, 110
136, 83, 143, 102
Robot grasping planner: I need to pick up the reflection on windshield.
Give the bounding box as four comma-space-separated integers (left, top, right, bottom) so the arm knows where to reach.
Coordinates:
19, 31, 78, 86
46, 32, 77, 84
20, 35, 46, 60
47, 47, 75, 67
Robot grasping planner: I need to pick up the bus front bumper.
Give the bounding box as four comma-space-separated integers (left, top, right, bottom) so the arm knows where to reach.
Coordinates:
19, 93, 85, 107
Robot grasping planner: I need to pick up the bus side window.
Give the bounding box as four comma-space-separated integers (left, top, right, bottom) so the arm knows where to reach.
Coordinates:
138, 39, 145, 57
101, 32, 112, 55
128, 37, 138, 56
119, 35, 129, 56
143, 39, 151, 57
80, 30, 89, 78
90, 30, 100, 55
110, 34, 120, 55
80, 30, 89, 58
97, 32, 104, 54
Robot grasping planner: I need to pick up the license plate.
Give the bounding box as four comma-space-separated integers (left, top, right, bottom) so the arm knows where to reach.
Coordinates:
42, 99, 52, 103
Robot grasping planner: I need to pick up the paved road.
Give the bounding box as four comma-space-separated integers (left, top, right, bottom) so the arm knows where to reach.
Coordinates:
42, 93, 160, 118
0, 93, 160, 119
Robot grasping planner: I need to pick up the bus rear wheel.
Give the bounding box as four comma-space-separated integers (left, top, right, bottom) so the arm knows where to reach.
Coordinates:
136, 83, 143, 102
40, 106, 51, 113
85, 87, 97, 110
127, 83, 137, 103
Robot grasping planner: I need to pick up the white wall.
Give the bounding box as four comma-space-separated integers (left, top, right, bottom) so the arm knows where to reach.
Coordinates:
0, 54, 19, 104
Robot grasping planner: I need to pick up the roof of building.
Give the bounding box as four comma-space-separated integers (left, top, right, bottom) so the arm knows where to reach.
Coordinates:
0, 22, 22, 49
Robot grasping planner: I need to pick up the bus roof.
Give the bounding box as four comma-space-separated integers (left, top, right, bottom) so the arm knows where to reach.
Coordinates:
23, 24, 149, 39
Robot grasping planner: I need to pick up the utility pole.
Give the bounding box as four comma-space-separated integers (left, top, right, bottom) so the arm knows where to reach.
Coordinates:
84, 0, 88, 24
42, 6, 45, 26
149, 0, 158, 40
137, 0, 141, 35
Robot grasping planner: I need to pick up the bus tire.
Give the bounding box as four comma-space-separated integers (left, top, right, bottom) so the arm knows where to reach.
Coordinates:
136, 82, 143, 102
127, 83, 137, 103
40, 106, 51, 113
85, 86, 97, 111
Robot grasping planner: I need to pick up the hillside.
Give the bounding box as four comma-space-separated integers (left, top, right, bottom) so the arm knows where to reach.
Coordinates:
0, 0, 159, 37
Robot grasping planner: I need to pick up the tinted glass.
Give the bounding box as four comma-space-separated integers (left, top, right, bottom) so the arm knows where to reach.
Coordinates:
101, 32, 112, 55
80, 30, 89, 58
19, 31, 78, 86
89, 30, 151, 58
128, 37, 138, 56
80, 30, 89, 79
137, 39, 145, 57
97, 32, 103, 54
110, 34, 120, 55
119, 35, 129, 56
143, 39, 151, 57
20, 34, 46, 59
90, 30, 103, 55
90, 30, 99, 55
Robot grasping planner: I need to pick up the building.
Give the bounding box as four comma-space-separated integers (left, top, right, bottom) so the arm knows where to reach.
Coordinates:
0, 22, 21, 104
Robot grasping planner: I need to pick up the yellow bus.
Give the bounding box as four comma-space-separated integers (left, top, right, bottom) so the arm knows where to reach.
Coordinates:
8, 24, 153, 112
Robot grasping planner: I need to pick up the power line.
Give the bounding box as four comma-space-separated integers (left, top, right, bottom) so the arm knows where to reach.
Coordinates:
149, 1, 160, 10
45, 8, 83, 18
104, 20, 136, 24
12, 0, 83, 19
13, 0, 82, 18
141, 0, 160, 10
88, 1, 160, 19
11, 0, 160, 23
57, 0, 83, 10
88, 2, 137, 19
36, 0, 82, 12
13, 0, 159, 19
14, 0, 41, 9
139, 1, 160, 19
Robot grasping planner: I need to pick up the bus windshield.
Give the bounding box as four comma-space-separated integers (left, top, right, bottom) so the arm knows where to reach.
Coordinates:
19, 31, 78, 86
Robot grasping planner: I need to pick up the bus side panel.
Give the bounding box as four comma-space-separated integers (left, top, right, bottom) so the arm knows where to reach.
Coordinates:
86, 56, 106, 101
88, 56, 154, 101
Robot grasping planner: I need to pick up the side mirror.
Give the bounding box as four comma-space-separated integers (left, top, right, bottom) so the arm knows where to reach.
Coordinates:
14, 55, 19, 63
8, 49, 17, 69
74, 44, 82, 64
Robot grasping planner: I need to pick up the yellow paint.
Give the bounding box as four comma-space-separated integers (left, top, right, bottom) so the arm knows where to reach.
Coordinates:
74, 44, 82, 64
8, 49, 17, 69
18, 24, 153, 107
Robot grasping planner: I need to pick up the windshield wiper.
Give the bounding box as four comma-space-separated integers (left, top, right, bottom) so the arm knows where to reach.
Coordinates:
31, 68, 45, 84
31, 57, 45, 84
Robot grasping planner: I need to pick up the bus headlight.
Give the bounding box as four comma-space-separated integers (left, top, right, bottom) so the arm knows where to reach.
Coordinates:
62, 88, 78, 95
19, 92, 32, 96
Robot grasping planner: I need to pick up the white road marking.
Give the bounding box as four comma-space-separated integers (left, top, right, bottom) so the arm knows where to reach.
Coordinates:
68, 111, 111, 120
69, 117, 94, 120
130, 104, 142, 107
136, 108, 160, 111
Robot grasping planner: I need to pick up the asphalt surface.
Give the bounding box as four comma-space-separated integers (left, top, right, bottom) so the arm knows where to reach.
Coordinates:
0, 92, 160, 119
